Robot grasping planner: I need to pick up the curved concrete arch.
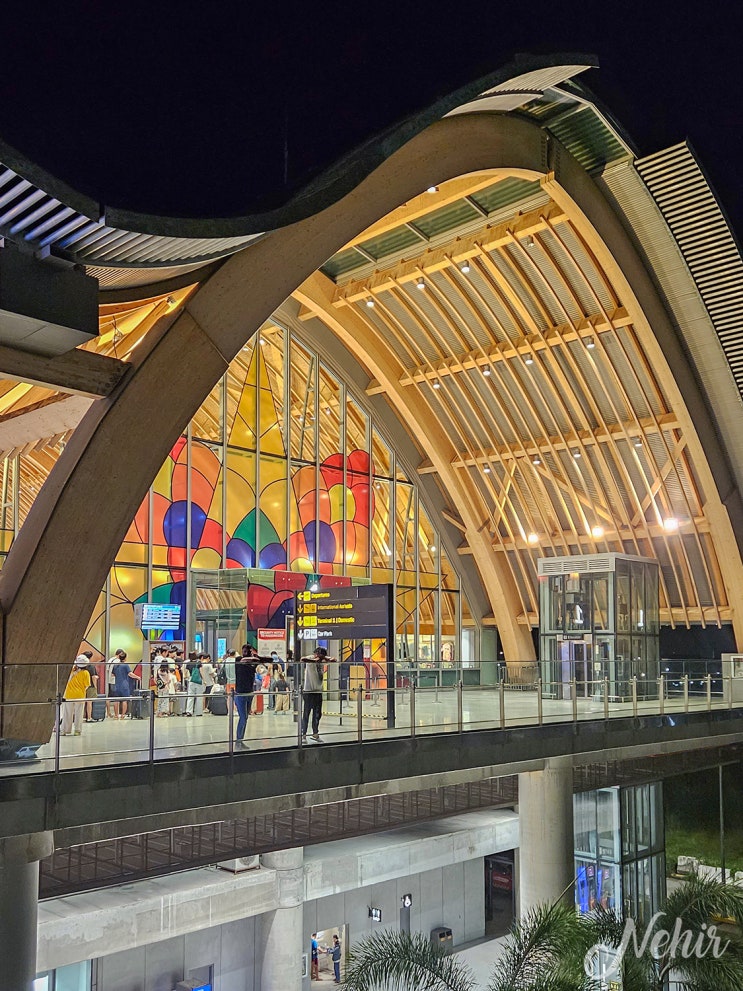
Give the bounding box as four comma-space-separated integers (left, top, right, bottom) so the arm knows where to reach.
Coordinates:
2, 111, 741, 742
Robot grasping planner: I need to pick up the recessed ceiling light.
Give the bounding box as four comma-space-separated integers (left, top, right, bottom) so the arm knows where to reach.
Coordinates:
427, 185, 438, 194
634, 439, 643, 448
483, 466, 491, 474
460, 261, 470, 273
527, 532, 539, 545
524, 356, 534, 365
429, 545, 436, 552
366, 298, 375, 308
591, 525, 604, 539
416, 277, 426, 290
663, 517, 679, 532
533, 457, 542, 466
526, 235, 535, 249
573, 451, 582, 459
432, 380, 441, 389
259, 337, 266, 345
483, 367, 491, 376
586, 336, 596, 349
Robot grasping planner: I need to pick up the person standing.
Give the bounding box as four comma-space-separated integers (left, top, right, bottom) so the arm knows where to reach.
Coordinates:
201, 653, 216, 711
155, 662, 173, 716
81, 650, 99, 722
274, 670, 290, 712
301, 646, 330, 742
186, 656, 204, 715
330, 934, 342, 984
112, 651, 135, 718
234, 647, 257, 747
62, 656, 92, 736
310, 934, 320, 982
106, 648, 125, 718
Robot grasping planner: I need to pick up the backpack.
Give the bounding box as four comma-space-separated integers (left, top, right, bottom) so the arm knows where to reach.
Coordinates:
216, 665, 228, 686
190, 665, 203, 685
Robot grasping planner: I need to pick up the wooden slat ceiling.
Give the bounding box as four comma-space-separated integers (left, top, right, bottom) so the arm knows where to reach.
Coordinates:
323, 184, 731, 630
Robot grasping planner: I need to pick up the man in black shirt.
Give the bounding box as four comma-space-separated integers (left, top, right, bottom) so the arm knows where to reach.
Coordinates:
234, 646, 257, 747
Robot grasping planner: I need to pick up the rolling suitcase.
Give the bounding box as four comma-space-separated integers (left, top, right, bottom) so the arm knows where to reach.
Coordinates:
209, 690, 228, 715
91, 694, 107, 721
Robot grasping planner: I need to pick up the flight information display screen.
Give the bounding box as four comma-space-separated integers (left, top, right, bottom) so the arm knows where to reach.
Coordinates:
134, 602, 182, 631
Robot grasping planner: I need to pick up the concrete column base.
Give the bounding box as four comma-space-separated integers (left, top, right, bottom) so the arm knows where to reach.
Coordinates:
518, 758, 574, 916
259, 847, 304, 991
0, 832, 54, 991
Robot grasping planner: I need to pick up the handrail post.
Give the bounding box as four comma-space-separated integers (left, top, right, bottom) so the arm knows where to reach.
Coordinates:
228, 689, 235, 756
499, 680, 505, 729
571, 679, 577, 723
410, 682, 416, 738
148, 689, 156, 764
729, 674, 734, 710
706, 673, 712, 710
357, 685, 363, 742
683, 674, 689, 713
659, 675, 665, 715
457, 680, 463, 733
54, 693, 63, 773
537, 678, 543, 726
603, 677, 609, 720
632, 676, 638, 717
298, 684, 305, 747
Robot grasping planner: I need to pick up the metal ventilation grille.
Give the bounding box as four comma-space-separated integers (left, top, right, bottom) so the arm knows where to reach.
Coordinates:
636, 144, 743, 400
0, 161, 260, 268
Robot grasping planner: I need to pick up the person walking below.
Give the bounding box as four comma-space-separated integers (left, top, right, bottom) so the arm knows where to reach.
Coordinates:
234, 647, 257, 747
106, 648, 125, 718
301, 646, 329, 742
186, 656, 204, 715
62, 656, 92, 736
330, 934, 342, 984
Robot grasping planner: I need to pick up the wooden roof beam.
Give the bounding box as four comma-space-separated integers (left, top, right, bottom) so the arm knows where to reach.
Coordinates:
0, 342, 128, 398
333, 203, 567, 304
452, 414, 680, 466
388, 309, 632, 390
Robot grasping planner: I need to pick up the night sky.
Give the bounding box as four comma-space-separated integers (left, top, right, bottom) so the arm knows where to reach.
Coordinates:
0, 4, 741, 236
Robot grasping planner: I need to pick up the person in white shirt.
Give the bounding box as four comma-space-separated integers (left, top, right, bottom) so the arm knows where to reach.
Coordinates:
106, 648, 125, 718
201, 654, 216, 712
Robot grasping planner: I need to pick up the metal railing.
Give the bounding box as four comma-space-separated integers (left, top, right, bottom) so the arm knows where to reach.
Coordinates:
0, 662, 741, 777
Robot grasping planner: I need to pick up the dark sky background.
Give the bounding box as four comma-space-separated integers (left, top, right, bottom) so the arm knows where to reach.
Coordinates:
0, 3, 741, 236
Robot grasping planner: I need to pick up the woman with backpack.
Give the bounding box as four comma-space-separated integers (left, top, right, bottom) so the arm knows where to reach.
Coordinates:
185, 656, 205, 716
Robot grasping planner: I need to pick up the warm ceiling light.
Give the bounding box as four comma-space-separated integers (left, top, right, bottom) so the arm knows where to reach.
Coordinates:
634, 439, 643, 448
483, 367, 491, 376
591, 525, 605, 539
429, 544, 436, 552
460, 261, 470, 273
416, 277, 426, 290
483, 466, 491, 474
427, 185, 438, 193
366, 298, 375, 308
663, 517, 679, 532
524, 355, 534, 365
527, 532, 539, 545
573, 450, 582, 459
526, 235, 535, 249
432, 380, 441, 389
586, 336, 596, 349
533, 456, 541, 466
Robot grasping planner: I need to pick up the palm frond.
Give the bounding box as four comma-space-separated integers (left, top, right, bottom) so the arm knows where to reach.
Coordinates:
340, 929, 477, 991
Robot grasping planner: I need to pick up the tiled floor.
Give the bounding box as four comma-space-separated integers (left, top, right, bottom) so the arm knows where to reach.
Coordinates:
1, 687, 730, 776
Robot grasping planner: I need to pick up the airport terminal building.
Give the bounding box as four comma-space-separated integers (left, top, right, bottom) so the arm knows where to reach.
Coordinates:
1, 53, 743, 990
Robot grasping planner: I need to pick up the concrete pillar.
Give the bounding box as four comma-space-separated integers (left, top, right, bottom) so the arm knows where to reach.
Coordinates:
0, 831, 54, 991
518, 758, 574, 915
259, 847, 304, 991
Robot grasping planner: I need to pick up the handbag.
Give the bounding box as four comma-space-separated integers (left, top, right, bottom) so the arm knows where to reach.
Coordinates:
85, 684, 97, 699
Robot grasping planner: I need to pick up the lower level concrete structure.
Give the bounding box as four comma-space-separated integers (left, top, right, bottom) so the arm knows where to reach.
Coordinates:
36, 810, 518, 989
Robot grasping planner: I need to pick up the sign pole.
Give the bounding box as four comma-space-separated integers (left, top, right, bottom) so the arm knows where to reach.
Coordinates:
386, 588, 395, 729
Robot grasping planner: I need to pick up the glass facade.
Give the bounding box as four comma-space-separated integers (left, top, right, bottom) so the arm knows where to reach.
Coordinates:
2, 324, 467, 671
575, 782, 665, 924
